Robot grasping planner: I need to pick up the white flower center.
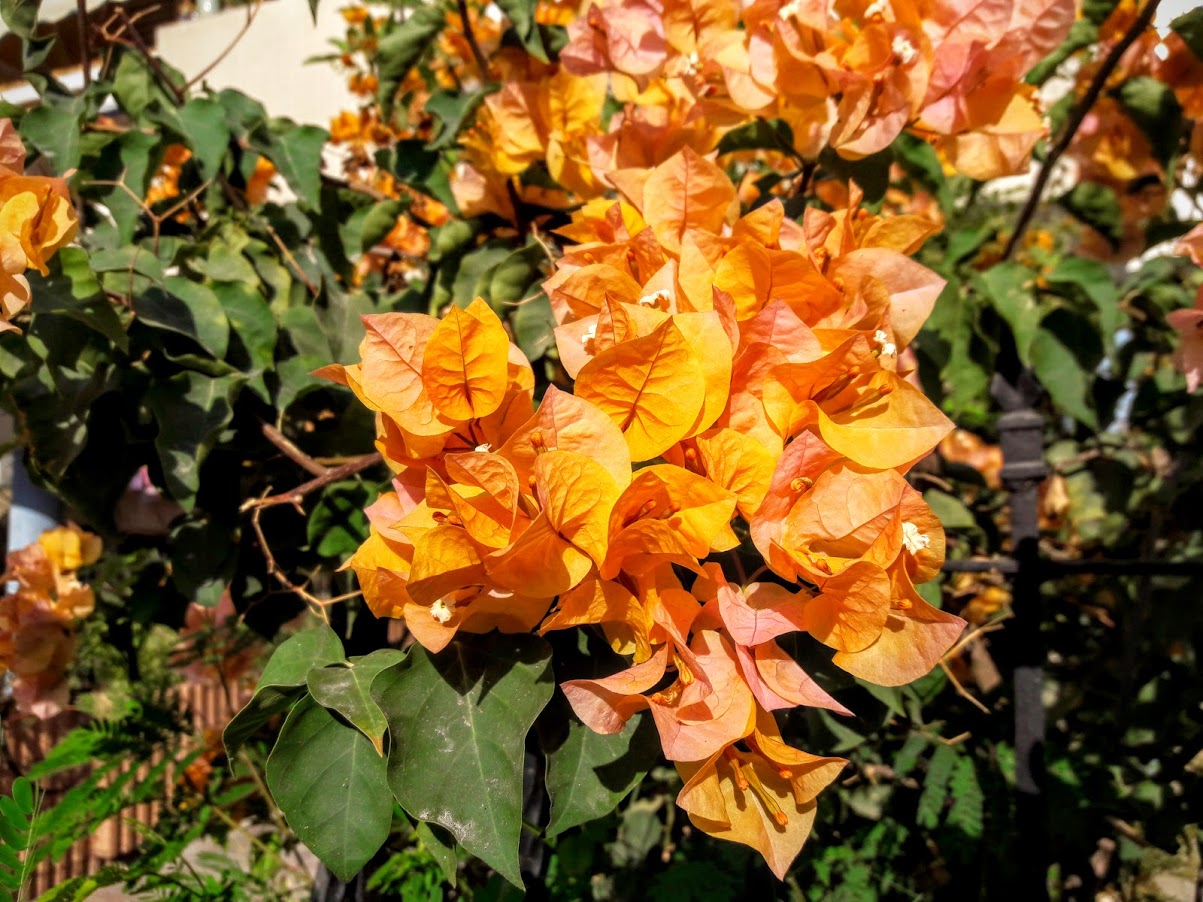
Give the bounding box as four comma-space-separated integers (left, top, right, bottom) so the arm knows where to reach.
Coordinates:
429, 599, 452, 624
902, 521, 930, 555
892, 35, 918, 65
778, 0, 801, 19
639, 289, 670, 308
874, 329, 897, 356
863, 0, 889, 18
474, 442, 492, 453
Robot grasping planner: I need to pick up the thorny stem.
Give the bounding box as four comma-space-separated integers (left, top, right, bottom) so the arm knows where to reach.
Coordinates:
240, 452, 384, 512
1002, 0, 1162, 260
260, 422, 328, 476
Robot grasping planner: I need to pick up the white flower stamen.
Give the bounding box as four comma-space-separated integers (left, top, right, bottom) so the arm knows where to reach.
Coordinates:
429, 599, 453, 624
874, 329, 897, 356
639, 289, 670, 308
902, 521, 930, 555
863, 0, 888, 18
892, 34, 918, 65
474, 442, 492, 453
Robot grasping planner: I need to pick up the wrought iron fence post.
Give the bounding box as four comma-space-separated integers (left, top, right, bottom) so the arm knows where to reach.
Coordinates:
995, 379, 1049, 899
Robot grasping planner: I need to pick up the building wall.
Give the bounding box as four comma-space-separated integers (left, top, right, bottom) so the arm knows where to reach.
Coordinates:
153, 0, 355, 127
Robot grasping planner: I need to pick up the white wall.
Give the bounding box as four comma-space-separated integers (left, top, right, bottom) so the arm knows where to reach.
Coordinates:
153, 0, 354, 127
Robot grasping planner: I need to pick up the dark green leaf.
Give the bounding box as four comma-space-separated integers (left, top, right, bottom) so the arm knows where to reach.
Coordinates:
146, 371, 241, 507
1031, 327, 1097, 428
267, 697, 393, 881
542, 709, 658, 837
488, 243, 545, 307
1171, 7, 1203, 60
133, 279, 230, 359
717, 118, 794, 156
375, 635, 554, 887
917, 744, 957, 830
1115, 76, 1184, 168
307, 649, 407, 755
376, 5, 448, 118
357, 199, 409, 252
307, 479, 371, 557
179, 97, 232, 181
31, 250, 129, 350
265, 122, 328, 211
224, 623, 345, 759
512, 292, 556, 361
21, 99, 84, 174
426, 89, 492, 152
497, 0, 548, 61
975, 263, 1041, 367
414, 821, 458, 886
1060, 182, 1122, 249
1045, 257, 1121, 347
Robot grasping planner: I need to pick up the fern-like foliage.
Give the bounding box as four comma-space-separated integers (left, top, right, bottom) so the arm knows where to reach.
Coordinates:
0, 776, 41, 902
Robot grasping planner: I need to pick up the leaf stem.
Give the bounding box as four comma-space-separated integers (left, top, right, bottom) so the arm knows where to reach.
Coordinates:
1002, 0, 1162, 260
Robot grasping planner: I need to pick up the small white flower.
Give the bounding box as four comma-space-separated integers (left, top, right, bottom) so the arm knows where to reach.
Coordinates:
582, 322, 598, 345
892, 34, 918, 65
863, 0, 888, 18
874, 329, 897, 356
474, 442, 492, 453
902, 521, 930, 555
429, 599, 452, 624
779, 0, 801, 19
639, 289, 670, 307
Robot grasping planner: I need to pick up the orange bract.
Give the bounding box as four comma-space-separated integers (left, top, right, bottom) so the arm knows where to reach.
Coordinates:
337, 98, 966, 876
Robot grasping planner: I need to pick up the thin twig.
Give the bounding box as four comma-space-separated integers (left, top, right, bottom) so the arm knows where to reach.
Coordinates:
240, 452, 383, 512
185, 0, 262, 89
1002, 0, 1162, 260
456, 0, 490, 82
261, 422, 328, 476
939, 659, 991, 715
76, 0, 92, 90
106, 7, 187, 104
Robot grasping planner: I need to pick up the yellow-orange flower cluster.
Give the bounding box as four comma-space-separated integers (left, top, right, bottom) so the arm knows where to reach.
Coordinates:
451, 0, 1072, 216
0, 525, 101, 719
0, 119, 77, 333
328, 148, 965, 874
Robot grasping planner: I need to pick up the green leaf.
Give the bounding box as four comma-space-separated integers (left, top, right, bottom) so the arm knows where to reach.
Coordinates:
89, 245, 166, 283
308, 649, 407, 755
1171, 7, 1203, 61
224, 623, 345, 759
213, 281, 277, 401
31, 250, 129, 351
0, 0, 40, 39
976, 263, 1041, 367
374, 635, 554, 888
1045, 257, 1121, 348
133, 279, 230, 359
179, 97, 232, 181
307, 479, 371, 557
1060, 182, 1122, 249
265, 122, 328, 211
425, 88, 493, 152
542, 709, 659, 837
717, 118, 794, 155
512, 292, 556, 361
1115, 76, 1184, 168
146, 371, 241, 507
946, 755, 984, 840
488, 243, 545, 307
497, 0, 548, 61
376, 4, 448, 118
357, 199, 409, 253
11, 779, 33, 816
21, 99, 84, 174
267, 696, 393, 881
94, 131, 157, 244
916, 744, 957, 830
1030, 327, 1097, 428
415, 821, 458, 887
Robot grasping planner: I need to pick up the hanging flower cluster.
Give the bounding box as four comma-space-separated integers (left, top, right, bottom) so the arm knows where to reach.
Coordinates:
0, 525, 101, 719
325, 147, 966, 873
0, 119, 78, 333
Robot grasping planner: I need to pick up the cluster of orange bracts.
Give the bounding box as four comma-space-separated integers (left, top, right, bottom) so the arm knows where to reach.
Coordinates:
452, 0, 1073, 217
0, 526, 101, 719
0, 120, 78, 333
323, 148, 965, 874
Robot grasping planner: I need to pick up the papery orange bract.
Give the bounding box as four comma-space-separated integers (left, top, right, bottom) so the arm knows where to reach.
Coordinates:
576, 316, 707, 460
676, 711, 846, 880
423, 298, 512, 421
